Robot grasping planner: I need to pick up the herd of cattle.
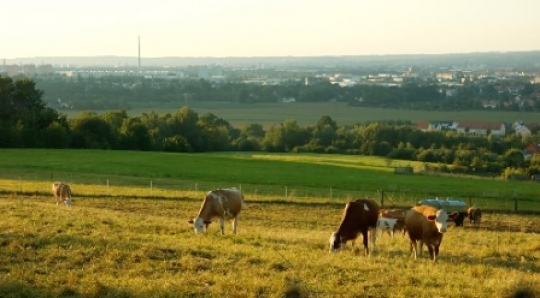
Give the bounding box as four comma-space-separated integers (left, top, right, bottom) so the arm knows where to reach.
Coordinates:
51, 183, 481, 262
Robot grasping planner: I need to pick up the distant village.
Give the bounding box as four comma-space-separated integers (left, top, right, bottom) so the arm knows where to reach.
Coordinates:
3, 53, 540, 112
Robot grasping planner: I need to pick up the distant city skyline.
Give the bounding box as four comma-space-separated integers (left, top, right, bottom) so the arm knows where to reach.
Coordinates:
4, 0, 540, 60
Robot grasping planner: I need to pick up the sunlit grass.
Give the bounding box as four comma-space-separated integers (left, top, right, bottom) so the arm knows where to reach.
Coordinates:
1, 194, 539, 297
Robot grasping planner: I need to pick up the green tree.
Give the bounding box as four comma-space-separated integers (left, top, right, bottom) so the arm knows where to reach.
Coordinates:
0, 76, 66, 148
504, 149, 525, 168
70, 112, 114, 149
164, 107, 203, 151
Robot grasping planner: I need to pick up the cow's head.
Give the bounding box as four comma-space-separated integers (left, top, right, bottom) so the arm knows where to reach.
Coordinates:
427, 209, 458, 233
328, 232, 342, 253
65, 197, 72, 207
187, 217, 211, 234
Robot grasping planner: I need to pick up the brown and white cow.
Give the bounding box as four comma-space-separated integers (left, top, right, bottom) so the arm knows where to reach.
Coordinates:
188, 188, 246, 235
467, 207, 482, 226
329, 198, 380, 255
52, 181, 72, 207
404, 205, 458, 262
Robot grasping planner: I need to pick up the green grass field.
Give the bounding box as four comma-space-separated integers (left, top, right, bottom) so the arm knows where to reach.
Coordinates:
1, 149, 540, 212
63, 102, 540, 128
1, 149, 540, 297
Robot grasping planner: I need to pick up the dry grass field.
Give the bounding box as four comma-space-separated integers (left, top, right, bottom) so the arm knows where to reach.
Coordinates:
1, 188, 539, 298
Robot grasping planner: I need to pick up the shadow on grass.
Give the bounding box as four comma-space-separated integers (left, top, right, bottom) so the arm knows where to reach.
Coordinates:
0, 279, 138, 298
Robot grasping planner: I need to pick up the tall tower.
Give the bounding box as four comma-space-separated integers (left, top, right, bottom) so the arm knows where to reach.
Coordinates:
138, 36, 141, 74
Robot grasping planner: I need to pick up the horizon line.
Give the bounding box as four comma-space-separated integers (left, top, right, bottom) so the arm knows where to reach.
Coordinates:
5, 50, 540, 60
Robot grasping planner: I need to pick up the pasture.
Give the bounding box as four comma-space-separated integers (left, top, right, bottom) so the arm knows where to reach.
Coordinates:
64, 102, 540, 128
2, 149, 540, 213
1, 149, 540, 297
1, 194, 539, 297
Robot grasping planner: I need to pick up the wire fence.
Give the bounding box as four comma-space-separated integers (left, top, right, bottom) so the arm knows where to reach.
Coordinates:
0, 175, 539, 213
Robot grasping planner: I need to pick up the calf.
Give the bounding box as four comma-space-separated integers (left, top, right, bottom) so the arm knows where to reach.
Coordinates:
377, 217, 398, 238
380, 209, 407, 237
467, 207, 482, 226
329, 198, 380, 255
188, 188, 246, 235
404, 205, 458, 262
52, 181, 72, 207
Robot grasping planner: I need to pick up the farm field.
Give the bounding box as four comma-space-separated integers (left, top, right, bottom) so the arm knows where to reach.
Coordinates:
1, 149, 540, 296
1, 194, 539, 297
62, 102, 540, 128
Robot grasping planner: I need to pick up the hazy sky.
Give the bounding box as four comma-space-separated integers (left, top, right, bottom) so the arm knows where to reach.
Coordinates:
3, 0, 540, 59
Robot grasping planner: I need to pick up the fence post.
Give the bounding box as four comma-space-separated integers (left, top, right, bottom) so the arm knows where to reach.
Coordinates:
330, 187, 332, 200
285, 186, 288, 199
380, 190, 384, 208
514, 198, 518, 212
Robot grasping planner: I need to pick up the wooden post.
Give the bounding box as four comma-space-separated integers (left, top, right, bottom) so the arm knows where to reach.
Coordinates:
380, 190, 384, 208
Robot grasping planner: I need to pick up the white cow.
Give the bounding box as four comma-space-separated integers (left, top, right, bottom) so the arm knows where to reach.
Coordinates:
188, 188, 246, 235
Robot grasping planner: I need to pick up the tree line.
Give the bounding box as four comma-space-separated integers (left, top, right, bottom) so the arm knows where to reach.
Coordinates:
2, 76, 540, 178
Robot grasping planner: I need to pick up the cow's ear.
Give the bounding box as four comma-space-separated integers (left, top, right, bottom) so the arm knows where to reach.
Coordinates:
188, 220, 194, 224
448, 212, 459, 220
427, 215, 436, 221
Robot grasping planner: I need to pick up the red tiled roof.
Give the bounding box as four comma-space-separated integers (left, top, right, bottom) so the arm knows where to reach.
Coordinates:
456, 121, 503, 130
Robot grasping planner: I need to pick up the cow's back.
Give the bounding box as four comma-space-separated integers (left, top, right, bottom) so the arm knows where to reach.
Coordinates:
206, 188, 244, 218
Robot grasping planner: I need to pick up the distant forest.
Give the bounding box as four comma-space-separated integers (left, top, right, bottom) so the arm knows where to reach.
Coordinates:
2, 75, 540, 180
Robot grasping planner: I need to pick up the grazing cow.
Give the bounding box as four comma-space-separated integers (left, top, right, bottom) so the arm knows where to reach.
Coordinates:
467, 207, 482, 226
404, 205, 458, 262
329, 198, 380, 255
52, 181, 72, 207
188, 188, 246, 235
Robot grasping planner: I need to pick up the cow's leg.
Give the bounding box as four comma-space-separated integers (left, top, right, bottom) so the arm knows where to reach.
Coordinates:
369, 227, 377, 253
433, 244, 440, 262
218, 217, 225, 235
410, 239, 418, 259
427, 244, 435, 261
362, 230, 370, 255
418, 240, 424, 257
231, 214, 238, 234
